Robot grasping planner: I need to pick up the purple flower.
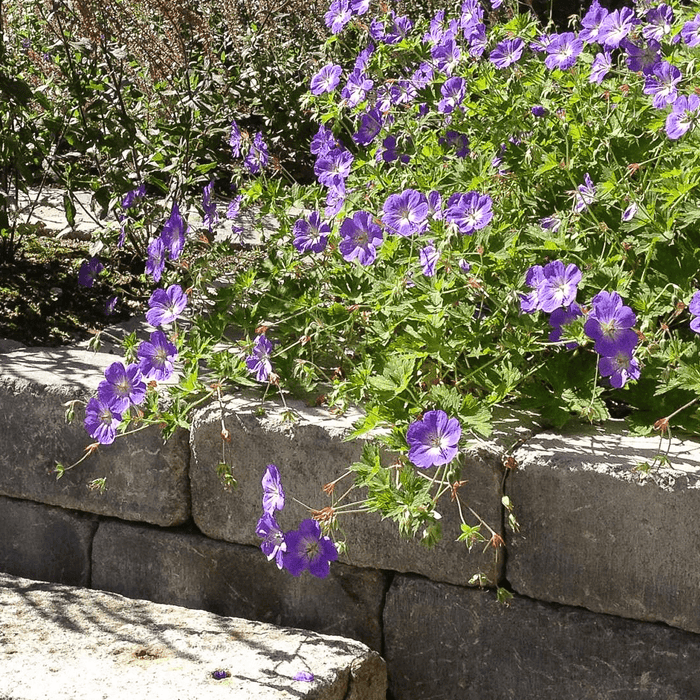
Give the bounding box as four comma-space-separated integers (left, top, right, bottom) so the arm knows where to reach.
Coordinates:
466, 23, 487, 57
351, 0, 369, 16
339, 211, 383, 265
440, 130, 470, 157
293, 672, 314, 682
622, 202, 638, 222
544, 32, 583, 70
382, 189, 429, 237
137, 330, 177, 381
689, 291, 700, 334
310, 64, 342, 95
78, 257, 103, 287
353, 43, 375, 72
531, 105, 547, 117
262, 464, 285, 514
283, 519, 338, 578
84, 396, 122, 445
106, 296, 118, 315
230, 120, 242, 158
419, 242, 439, 277
589, 51, 613, 84
579, 0, 609, 44
341, 69, 373, 108
324, 0, 352, 34
121, 183, 146, 209
573, 173, 596, 212
146, 237, 165, 283
598, 7, 638, 49
643, 4, 673, 42
378, 135, 410, 164
432, 38, 461, 75
406, 409, 461, 468
460, 0, 484, 36
212, 670, 230, 681
538, 260, 582, 313
644, 61, 682, 109
256, 512, 286, 569
243, 132, 269, 174
246, 334, 273, 382
599, 348, 641, 388
310, 123, 338, 158
665, 94, 700, 140
202, 180, 219, 233
438, 76, 466, 114
540, 215, 561, 232
160, 202, 187, 260
411, 62, 434, 89
489, 38, 525, 69
621, 38, 660, 75
98, 361, 147, 413
381, 13, 412, 45
428, 190, 443, 220
548, 302, 583, 348
146, 284, 188, 327
314, 147, 354, 188
444, 191, 493, 235
520, 264, 546, 313
680, 14, 700, 47
353, 107, 384, 146
584, 290, 638, 357
293, 212, 330, 253
325, 184, 346, 218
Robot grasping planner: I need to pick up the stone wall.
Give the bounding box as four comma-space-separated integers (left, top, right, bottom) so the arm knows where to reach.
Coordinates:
2, 345, 700, 699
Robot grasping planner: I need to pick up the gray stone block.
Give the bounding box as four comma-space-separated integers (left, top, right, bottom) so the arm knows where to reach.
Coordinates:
0, 572, 387, 700
92, 518, 389, 651
507, 422, 700, 633
190, 396, 509, 587
383, 574, 700, 700
0, 348, 190, 526
0, 495, 96, 586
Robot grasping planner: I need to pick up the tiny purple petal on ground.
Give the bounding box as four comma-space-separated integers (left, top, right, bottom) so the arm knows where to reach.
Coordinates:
212, 670, 231, 680
293, 672, 315, 682
283, 519, 338, 577
406, 409, 461, 468
78, 257, 104, 288
146, 285, 188, 327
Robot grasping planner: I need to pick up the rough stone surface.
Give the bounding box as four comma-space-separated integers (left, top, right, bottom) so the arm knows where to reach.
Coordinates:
91, 518, 388, 651
0, 572, 387, 700
0, 348, 190, 526
0, 495, 97, 586
383, 574, 700, 700
507, 421, 700, 633
189, 396, 512, 587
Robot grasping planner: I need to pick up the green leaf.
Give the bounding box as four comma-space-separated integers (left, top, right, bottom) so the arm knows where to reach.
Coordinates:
63, 194, 76, 229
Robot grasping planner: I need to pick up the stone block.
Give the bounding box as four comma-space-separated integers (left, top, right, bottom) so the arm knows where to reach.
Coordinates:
0, 572, 387, 700
91, 518, 389, 651
0, 348, 190, 526
190, 396, 511, 587
0, 495, 96, 586
507, 421, 700, 633
383, 574, 700, 700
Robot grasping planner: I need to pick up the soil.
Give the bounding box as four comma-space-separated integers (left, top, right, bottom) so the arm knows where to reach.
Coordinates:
0, 232, 150, 347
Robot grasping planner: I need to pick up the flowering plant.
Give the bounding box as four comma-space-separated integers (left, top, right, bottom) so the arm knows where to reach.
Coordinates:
57, 0, 700, 588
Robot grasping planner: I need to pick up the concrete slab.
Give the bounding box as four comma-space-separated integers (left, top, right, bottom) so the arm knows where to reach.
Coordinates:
507, 421, 700, 633
91, 518, 389, 651
0, 572, 387, 700
383, 573, 700, 700
189, 395, 508, 587
0, 348, 190, 526
0, 495, 96, 586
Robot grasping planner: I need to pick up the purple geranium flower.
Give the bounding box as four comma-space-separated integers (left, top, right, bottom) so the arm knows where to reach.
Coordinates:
324, 0, 352, 34
325, 183, 346, 218
378, 134, 410, 164
643, 4, 673, 42
427, 190, 443, 220
146, 237, 165, 283
310, 123, 338, 158
160, 202, 187, 260
353, 107, 384, 146
339, 211, 383, 265
444, 191, 493, 235
137, 330, 178, 381
98, 361, 147, 413
256, 512, 286, 569
584, 290, 638, 356
665, 94, 700, 140
246, 334, 273, 382
680, 14, 700, 47
599, 348, 641, 388
84, 396, 122, 445
548, 302, 583, 349
382, 189, 429, 237
353, 43, 375, 72
540, 214, 561, 232
489, 37, 525, 69
121, 183, 146, 209
419, 242, 439, 277
538, 260, 582, 313
314, 147, 354, 188
573, 173, 596, 212
293, 211, 330, 254
283, 519, 338, 578
341, 69, 373, 108
461, 0, 484, 36
78, 257, 104, 287
689, 291, 700, 334
310, 64, 342, 95
406, 409, 461, 468
466, 23, 487, 57
437, 76, 466, 114
146, 284, 188, 327
579, 0, 609, 44
621, 38, 660, 75
544, 32, 583, 70
229, 120, 242, 158
243, 132, 269, 174
520, 264, 546, 313
622, 202, 638, 222
202, 180, 219, 233
440, 130, 470, 157
262, 464, 285, 514
598, 7, 638, 49
589, 51, 613, 84
432, 37, 461, 75
531, 105, 547, 117
644, 61, 682, 109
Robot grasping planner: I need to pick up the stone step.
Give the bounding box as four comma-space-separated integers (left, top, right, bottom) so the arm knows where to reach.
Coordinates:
0, 572, 387, 700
